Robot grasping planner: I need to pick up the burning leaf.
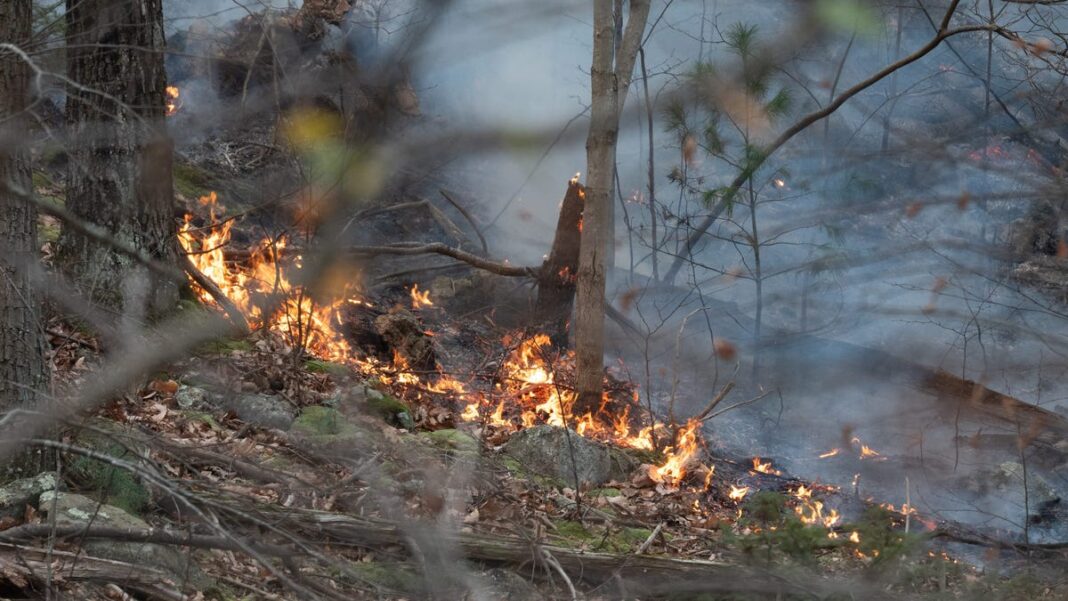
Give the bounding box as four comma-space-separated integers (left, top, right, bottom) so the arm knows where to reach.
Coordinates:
728, 485, 750, 502
165, 86, 181, 116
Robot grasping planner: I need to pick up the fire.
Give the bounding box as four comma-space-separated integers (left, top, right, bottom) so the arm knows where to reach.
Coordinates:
818, 448, 840, 459
751, 457, 781, 476
166, 86, 181, 116
178, 191, 354, 362
729, 485, 750, 502
648, 419, 701, 489
851, 436, 884, 460
792, 486, 840, 529
409, 284, 433, 309
849, 531, 860, 543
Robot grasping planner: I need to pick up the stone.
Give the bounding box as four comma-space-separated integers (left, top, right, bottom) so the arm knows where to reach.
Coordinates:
220, 392, 295, 430
174, 385, 210, 410
418, 429, 479, 457
0, 472, 57, 520
291, 406, 364, 448
502, 425, 639, 488
477, 568, 544, 601
39, 492, 212, 590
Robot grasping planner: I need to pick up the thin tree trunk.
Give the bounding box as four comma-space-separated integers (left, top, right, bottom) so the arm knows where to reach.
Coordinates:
574, 0, 650, 413
0, 0, 51, 478
575, 0, 618, 412
60, 0, 177, 317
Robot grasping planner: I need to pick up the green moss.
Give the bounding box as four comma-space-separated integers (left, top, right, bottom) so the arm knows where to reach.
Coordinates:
173, 162, 214, 199
180, 411, 220, 430
31, 170, 53, 189
551, 520, 653, 552
589, 487, 621, 498
38, 220, 61, 245
418, 429, 478, 456
67, 426, 150, 515
294, 406, 344, 435
337, 561, 421, 593
292, 406, 362, 447
366, 392, 413, 428
197, 338, 254, 355
305, 359, 350, 377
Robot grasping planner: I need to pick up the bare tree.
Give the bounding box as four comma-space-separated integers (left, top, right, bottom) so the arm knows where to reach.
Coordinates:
0, 0, 49, 477
574, 0, 651, 412
58, 0, 176, 316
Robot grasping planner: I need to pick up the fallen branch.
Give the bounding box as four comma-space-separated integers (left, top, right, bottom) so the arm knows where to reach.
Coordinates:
439, 189, 489, 255
349, 242, 537, 277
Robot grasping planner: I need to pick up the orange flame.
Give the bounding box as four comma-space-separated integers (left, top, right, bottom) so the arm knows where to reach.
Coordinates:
410, 284, 433, 309
729, 485, 750, 502
177, 191, 354, 362
166, 86, 181, 116
751, 457, 782, 476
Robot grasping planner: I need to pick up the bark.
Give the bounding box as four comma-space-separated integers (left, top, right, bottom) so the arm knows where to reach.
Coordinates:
535, 180, 585, 344
574, 0, 650, 413
59, 0, 178, 316
0, 0, 50, 477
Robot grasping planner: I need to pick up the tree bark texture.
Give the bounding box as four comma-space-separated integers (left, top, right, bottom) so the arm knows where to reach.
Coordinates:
0, 0, 51, 477
60, 0, 177, 316
574, 0, 650, 413
535, 180, 585, 345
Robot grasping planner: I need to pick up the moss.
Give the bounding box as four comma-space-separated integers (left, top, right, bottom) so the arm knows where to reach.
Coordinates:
589, 487, 621, 498
38, 220, 61, 245
292, 406, 362, 446
418, 429, 479, 456
622, 446, 665, 466
67, 426, 150, 515
337, 561, 421, 593
173, 161, 214, 199
31, 170, 53, 189
197, 338, 254, 355
366, 392, 413, 428
294, 406, 344, 435
551, 520, 653, 552
180, 411, 220, 430
305, 359, 350, 377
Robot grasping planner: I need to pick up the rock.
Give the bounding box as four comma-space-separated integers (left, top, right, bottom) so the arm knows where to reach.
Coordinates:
220, 392, 295, 430
373, 308, 436, 371
174, 385, 210, 410
68, 421, 152, 515
418, 429, 479, 457
366, 391, 414, 429
0, 472, 57, 520
502, 425, 639, 488
291, 406, 363, 448
39, 492, 212, 590
478, 568, 544, 601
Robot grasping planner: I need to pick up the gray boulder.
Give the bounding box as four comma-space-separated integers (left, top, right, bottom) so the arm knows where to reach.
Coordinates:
220, 392, 295, 430
503, 425, 639, 488
0, 472, 57, 520
174, 385, 211, 410
38, 491, 212, 590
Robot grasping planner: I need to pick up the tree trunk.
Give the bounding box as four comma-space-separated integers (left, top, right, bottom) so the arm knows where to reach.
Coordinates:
535, 180, 585, 345
59, 0, 177, 317
574, 0, 618, 413
0, 0, 51, 478
573, 0, 650, 414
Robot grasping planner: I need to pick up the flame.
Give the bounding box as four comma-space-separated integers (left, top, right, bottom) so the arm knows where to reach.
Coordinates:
729, 485, 750, 502
165, 86, 181, 116
792, 486, 840, 528
818, 448, 840, 459
849, 531, 860, 543
410, 284, 433, 309
648, 419, 701, 489
751, 457, 781, 476
178, 191, 353, 362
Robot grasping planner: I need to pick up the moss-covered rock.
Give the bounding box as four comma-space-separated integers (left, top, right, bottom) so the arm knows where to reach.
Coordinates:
418, 429, 479, 457
67, 421, 151, 515
197, 337, 254, 355
305, 359, 351, 377
503, 425, 639, 488
0, 472, 57, 520
365, 390, 414, 429
340, 560, 421, 593
39, 492, 213, 590
292, 406, 363, 447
